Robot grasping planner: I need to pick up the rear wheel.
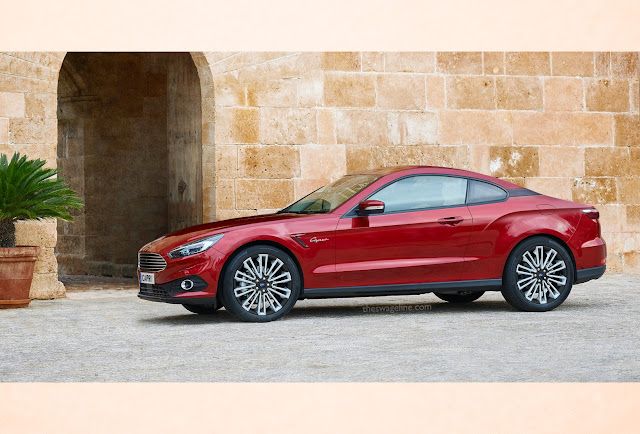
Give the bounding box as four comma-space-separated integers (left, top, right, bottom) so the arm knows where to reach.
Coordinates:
220, 245, 301, 322
182, 304, 221, 315
501, 236, 574, 312
433, 291, 484, 303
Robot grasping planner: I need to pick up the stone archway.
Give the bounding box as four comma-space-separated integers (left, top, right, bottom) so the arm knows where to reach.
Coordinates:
54, 52, 214, 278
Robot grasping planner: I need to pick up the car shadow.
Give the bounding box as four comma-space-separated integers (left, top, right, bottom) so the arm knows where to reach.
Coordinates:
138, 311, 241, 325
138, 298, 596, 324
288, 299, 515, 318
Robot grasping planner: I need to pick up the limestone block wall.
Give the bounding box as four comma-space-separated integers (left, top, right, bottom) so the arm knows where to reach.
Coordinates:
0, 51, 639, 299
207, 52, 639, 273
0, 52, 214, 296
0, 52, 65, 298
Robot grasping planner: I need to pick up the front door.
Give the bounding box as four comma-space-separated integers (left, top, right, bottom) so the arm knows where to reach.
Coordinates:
334, 175, 473, 288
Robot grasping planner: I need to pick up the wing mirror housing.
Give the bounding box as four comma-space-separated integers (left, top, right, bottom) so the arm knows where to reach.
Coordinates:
357, 200, 385, 215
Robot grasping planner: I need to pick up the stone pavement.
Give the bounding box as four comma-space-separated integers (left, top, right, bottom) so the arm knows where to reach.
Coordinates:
1, 274, 638, 382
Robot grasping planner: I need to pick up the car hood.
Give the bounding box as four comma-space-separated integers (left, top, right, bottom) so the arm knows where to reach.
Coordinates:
140, 213, 311, 253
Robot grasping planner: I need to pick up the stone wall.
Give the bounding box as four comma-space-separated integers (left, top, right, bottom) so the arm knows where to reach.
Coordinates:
207, 52, 639, 274
167, 54, 203, 233
0, 51, 638, 298
1, 52, 65, 298
0, 52, 210, 295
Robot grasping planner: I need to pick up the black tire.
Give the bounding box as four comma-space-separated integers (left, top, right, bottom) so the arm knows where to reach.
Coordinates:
182, 304, 221, 314
501, 236, 575, 312
433, 291, 484, 303
220, 245, 301, 322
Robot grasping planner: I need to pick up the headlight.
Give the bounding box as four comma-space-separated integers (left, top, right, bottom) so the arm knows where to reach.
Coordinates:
168, 234, 224, 259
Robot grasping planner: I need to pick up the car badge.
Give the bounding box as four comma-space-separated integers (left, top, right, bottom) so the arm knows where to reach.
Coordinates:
309, 237, 329, 243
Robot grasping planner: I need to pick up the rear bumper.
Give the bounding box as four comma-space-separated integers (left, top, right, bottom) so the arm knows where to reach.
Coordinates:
574, 236, 606, 270
575, 265, 606, 284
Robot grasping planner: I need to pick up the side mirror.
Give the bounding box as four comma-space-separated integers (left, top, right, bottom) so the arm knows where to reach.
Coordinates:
357, 200, 385, 215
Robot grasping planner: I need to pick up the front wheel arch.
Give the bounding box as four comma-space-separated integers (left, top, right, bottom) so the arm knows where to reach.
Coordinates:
216, 240, 305, 299
219, 244, 302, 321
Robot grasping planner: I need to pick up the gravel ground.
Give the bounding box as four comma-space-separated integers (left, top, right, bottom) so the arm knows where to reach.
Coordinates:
1, 274, 638, 382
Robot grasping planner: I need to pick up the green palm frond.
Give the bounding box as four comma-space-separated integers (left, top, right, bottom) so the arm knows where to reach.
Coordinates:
0, 153, 84, 222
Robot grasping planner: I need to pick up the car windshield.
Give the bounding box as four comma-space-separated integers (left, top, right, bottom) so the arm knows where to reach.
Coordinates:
279, 174, 381, 214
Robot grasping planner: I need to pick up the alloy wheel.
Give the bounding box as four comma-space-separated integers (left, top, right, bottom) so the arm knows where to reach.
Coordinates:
233, 253, 293, 316
516, 245, 567, 304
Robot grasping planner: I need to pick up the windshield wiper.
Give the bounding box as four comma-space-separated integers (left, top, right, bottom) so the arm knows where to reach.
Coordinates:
297, 210, 330, 214
277, 209, 330, 215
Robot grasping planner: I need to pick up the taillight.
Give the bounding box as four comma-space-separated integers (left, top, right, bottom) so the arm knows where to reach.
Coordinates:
582, 208, 599, 219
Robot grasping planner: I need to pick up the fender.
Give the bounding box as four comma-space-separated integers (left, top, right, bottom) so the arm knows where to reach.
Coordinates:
465, 204, 582, 280
497, 208, 581, 256
211, 216, 340, 289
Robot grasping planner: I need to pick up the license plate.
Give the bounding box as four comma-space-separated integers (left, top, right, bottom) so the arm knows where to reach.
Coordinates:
140, 272, 155, 285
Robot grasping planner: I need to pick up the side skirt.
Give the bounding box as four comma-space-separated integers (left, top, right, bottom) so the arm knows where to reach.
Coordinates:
301, 279, 502, 299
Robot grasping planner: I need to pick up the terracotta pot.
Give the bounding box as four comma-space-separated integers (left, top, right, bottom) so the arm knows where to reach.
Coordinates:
0, 246, 41, 308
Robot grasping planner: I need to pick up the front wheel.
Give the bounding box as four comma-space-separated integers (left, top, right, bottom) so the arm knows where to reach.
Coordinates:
433, 291, 484, 303
220, 245, 301, 322
501, 236, 574, 312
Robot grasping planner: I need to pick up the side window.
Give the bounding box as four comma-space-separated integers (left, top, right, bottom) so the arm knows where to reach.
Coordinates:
467, 180, 507, 204
369, 176, 468, 213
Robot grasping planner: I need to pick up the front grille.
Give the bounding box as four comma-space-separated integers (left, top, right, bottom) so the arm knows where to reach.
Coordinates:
139, 284, 168, 298
138, 252, 167, 272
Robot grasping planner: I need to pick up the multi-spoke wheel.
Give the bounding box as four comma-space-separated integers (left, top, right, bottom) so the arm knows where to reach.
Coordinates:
516, 246, 567, 304
220, 245, 301, 322
502, 236, 574, 312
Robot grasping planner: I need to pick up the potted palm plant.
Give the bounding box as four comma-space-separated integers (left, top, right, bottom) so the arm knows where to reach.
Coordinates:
0, 153, 83, 308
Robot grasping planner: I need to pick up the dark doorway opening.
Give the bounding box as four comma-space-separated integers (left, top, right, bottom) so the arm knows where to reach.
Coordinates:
56, 52, 203, 277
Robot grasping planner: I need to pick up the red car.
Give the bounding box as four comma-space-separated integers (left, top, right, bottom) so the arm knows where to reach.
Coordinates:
138, 166, 606, 322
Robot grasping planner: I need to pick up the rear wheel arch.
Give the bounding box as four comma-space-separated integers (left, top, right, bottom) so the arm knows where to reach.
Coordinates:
501, 234, 576, 311
503, 233, 577, 281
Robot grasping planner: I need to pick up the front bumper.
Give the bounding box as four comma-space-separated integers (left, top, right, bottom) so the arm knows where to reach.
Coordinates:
137, 247, 227, 305
138, 275, 218, 305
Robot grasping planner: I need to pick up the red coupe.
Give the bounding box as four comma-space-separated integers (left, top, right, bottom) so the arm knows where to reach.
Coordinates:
138, 166, 606, 322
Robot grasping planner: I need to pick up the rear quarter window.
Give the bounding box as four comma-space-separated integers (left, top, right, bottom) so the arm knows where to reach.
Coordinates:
467, 180, 507, 204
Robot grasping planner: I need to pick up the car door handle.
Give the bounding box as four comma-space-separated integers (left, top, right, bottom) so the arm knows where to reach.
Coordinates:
438, 216, 464, 225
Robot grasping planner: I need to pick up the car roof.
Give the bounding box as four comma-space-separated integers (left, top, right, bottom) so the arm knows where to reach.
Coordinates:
350, 166, 523, 189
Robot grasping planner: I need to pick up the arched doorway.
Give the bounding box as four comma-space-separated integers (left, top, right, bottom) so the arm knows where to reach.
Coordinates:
55, 52, 203, 278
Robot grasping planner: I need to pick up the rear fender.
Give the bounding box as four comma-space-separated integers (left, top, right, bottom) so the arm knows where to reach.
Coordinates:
487, 209, 582, 274
496, 209, 581, 255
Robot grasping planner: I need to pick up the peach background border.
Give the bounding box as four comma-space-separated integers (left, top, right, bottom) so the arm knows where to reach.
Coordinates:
1, 383, 639, 433
1, 0, 640, 51
1, 0, 639, 432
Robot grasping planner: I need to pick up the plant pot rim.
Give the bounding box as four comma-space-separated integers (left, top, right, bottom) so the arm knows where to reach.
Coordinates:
0, 246, 41, 259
